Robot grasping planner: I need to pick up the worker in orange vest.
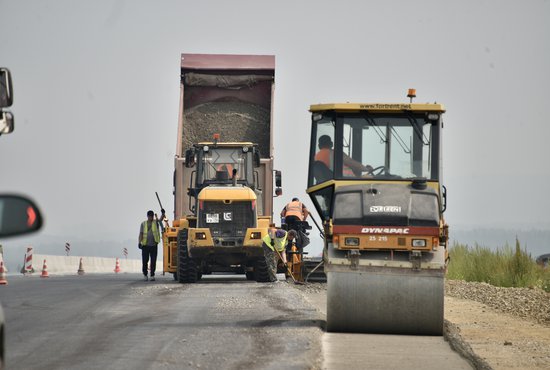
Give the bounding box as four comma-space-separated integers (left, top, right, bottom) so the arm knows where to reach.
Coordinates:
216, 163, 238, 180
315, 135, 373, 177
281, 197, 309, 231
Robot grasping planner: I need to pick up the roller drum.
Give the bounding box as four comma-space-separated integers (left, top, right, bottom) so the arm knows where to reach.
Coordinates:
326, 268, 444, 335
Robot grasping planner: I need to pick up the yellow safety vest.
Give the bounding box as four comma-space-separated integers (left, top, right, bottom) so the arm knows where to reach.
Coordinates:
141, 221, 160, 245
262, 232, 287, 252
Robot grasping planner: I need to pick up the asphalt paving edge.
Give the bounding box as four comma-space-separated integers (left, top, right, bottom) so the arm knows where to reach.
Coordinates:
443, 320, 493, 370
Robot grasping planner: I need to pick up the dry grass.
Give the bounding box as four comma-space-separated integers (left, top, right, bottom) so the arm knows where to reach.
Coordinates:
447, 238, 550, 292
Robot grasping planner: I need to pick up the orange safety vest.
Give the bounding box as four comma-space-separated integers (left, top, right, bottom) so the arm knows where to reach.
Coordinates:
285, 201, 305, 220
315, 148, 333, 170
315, 148, 355, 176
217, 164, 234, 176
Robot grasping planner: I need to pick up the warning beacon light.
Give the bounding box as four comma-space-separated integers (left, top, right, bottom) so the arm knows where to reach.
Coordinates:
407, 88, 416, 103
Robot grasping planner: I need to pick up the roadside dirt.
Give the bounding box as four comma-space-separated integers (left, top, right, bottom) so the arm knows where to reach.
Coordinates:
445, 281, 550, 370
290, 280, 550, 370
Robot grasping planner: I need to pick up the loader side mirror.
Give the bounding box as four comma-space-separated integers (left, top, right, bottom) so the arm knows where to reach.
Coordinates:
274, 188, 282, 197
441, 185, 447, 213
0, 194, 43, 237
253, 149, 261, 168
0, 68, 14, 108
275, 170, 282, 187
0, 111, 14, 135
185, 149, 195, 168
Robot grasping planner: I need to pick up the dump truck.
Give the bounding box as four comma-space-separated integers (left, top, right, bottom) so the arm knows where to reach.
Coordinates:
162, 54, 280, 283
306, 90, 449, 334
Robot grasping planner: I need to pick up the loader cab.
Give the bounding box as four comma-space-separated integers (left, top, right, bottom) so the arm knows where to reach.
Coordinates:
185, 142, 261, 214
307, 103, 445, 222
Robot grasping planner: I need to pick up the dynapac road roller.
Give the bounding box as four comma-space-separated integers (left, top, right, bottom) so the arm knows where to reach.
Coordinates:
306, 90, 449, 334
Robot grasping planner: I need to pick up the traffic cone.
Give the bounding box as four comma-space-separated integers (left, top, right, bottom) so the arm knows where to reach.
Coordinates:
0, 261, 8, 285
40, 259, 50, 278
114, 258, 121, 273
77, 258, 85, 276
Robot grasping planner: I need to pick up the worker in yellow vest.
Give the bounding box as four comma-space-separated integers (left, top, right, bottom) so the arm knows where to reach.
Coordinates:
262, 228, 288, 282
138, 210, 162, 281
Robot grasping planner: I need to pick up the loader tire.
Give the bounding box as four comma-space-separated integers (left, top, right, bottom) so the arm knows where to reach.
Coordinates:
245, 271, 255, 280
254, 258, 270, 282
177, 229, 198, 283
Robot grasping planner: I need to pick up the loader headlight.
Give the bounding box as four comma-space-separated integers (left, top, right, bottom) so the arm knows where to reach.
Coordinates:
195, 232, 207, 240
412, 239, 426, 248
250, 232, 262, 240
242, 146, 249, 153
203, 145, 209, 152
345, 237, 360, 247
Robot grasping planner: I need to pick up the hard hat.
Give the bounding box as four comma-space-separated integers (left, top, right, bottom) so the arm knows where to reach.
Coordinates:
275, 229, 286, 238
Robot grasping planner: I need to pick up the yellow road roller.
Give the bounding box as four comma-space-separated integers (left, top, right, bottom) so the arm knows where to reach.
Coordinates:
306, 90, 449, 334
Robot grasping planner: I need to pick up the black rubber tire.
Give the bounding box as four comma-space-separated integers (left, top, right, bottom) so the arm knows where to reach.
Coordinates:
177, 229, 198, 283
172, 272, 178, 281
245, 271, 255, 280
254, 258, 270, 282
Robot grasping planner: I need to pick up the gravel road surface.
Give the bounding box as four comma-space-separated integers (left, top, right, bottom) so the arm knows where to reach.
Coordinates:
3, 274, 545, 370
1, 274, 322, 370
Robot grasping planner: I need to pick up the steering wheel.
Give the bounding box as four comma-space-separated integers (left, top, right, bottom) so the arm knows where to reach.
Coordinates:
367, 165, 386, 176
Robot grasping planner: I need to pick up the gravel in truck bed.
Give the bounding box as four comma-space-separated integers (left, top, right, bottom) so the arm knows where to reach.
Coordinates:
183, 101, 271, 157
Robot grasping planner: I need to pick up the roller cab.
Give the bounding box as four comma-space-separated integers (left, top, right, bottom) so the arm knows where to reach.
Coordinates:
307, 97, 449, 334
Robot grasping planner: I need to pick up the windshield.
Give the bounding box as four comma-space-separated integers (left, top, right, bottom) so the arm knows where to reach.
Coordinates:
202, 147, 248, 181
309, 113, 440, 186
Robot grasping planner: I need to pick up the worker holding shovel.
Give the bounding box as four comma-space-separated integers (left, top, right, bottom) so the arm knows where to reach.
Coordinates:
261, 228, 288, 282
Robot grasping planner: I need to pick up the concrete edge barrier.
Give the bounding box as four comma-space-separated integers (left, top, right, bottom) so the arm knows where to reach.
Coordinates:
19, 254, 143, 275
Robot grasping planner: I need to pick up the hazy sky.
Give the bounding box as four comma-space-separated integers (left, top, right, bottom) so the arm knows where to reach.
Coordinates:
1, 0, 549, 257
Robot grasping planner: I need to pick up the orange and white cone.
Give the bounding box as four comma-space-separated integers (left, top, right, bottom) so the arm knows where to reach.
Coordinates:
114, 258, 121, 273
77, 258, 85, 276
0, 261, 8, 285
40, 259, 49, 278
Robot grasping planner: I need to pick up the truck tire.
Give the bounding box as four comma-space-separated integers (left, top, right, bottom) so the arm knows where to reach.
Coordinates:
254, 258, 270, 282
177, 229, 198, 283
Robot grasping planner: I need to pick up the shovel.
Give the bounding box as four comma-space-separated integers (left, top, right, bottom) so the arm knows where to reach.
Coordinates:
274, 247, 304, 285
